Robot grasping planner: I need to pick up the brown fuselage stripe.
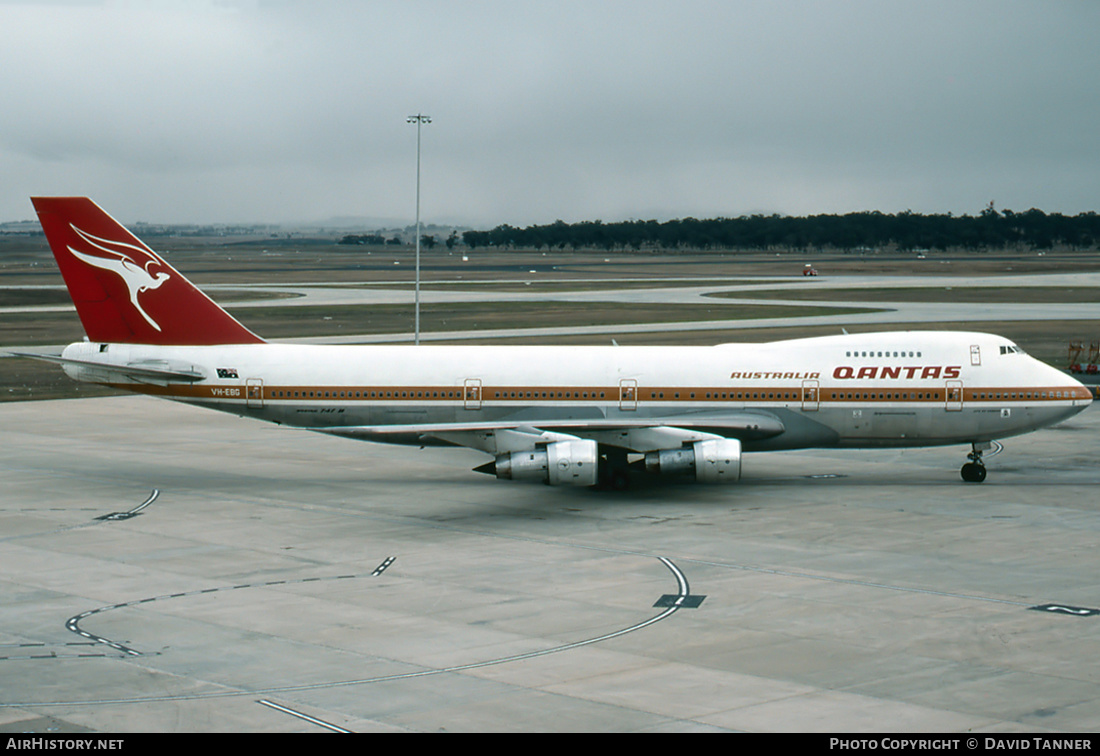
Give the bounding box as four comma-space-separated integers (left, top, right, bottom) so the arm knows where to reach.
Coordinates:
113, 382, 1093, 404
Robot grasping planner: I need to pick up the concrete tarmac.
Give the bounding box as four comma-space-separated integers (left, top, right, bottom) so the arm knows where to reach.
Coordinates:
1, 396, 1099, 732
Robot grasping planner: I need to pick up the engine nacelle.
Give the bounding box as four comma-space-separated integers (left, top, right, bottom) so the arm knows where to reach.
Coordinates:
644, 438, 742, 483
493, 439, 599, 487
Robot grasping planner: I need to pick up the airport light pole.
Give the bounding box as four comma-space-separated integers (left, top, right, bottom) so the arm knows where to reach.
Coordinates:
407, 114, 431, 345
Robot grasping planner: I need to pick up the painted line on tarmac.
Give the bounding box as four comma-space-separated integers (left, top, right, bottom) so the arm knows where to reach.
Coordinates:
62, 566, 390, 657
257, 699, 353, 733
7, 555, 692, 707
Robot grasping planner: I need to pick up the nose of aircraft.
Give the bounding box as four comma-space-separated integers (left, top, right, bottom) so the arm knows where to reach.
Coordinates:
1061, 369, 1094, 408
1030, 354, 1093, 412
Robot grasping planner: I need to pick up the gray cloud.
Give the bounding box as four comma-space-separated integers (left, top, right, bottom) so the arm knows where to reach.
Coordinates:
1, 0, 1098, 226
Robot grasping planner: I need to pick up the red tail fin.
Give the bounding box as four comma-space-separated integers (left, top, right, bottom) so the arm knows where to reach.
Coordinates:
32, 197, 263, 345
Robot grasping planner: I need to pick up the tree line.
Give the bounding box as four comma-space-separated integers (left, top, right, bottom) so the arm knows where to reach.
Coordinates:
339, 230, 460, 249
459, 206, 1100, 252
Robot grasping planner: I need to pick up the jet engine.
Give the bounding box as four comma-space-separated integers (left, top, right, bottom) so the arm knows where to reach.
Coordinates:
644, 438, 742, 483
492, 439, 599, 487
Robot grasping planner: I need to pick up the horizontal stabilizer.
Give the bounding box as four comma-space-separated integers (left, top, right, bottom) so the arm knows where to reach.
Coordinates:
7, 351, 206, 383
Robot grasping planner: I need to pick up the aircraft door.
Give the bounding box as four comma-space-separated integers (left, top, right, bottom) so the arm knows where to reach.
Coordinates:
464, 379, 483, 410
619, 379, 638, 411
945, 380, 963, 411
246, 378, 264, 409
801, 379, 820, 411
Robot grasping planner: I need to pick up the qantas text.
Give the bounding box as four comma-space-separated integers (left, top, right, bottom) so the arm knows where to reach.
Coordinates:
832, 365, 961, 380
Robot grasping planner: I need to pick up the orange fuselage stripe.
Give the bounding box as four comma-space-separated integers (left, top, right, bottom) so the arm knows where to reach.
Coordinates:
113, 382, 1094, 404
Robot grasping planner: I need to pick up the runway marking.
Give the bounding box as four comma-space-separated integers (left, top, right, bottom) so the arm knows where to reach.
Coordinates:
1030, 603, 1100, 617
0, 642, 97, 647
372, 556, 396, 576
95, 489, 159, 521
0, 489, 160, 543
654, 594, 706, 608
256, 699, 352, 733
0, 652, 113, 660
60, 562, 397, 657
653, 556, 706, 608
12, 556, 693, 706
0, 641, 115, 661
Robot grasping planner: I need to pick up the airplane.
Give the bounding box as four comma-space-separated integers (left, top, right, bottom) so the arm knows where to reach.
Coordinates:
16, 196, 1093, 489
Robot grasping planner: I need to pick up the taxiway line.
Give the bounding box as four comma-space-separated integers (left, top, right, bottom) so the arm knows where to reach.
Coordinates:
6, 556, 692, 708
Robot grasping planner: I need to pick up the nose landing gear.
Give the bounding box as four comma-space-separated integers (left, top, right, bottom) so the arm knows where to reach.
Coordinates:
961, 441, 993, 483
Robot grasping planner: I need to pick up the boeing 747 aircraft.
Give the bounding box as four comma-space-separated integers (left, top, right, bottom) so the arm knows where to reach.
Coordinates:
19, 197, 1093, 489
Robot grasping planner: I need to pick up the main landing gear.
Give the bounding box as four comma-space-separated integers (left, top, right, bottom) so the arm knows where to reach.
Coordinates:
960, 441, 991, 483
597, 449, 632, 491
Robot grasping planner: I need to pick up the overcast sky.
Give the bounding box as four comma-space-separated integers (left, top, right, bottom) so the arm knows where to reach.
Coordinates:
1, 0, 1098, 227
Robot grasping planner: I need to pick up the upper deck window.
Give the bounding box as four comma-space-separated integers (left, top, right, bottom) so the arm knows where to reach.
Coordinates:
848, 349, 922, 358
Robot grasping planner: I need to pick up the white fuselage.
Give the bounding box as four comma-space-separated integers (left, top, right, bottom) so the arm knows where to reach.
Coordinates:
61, 331, 1092, 452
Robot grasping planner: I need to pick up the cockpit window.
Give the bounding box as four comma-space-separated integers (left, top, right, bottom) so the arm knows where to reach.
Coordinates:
1000, 345, 1025, 355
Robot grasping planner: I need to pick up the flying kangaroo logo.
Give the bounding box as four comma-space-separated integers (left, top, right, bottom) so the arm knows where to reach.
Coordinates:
67, 224, 171, 332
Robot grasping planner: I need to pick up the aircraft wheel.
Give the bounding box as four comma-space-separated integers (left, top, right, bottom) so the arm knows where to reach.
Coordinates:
960, 462, 987, 483
610, 469, 631, 491
597, 451, 632, 491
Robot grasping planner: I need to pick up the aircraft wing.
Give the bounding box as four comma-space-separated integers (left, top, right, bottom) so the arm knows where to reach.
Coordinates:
310, 412, 785, 453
